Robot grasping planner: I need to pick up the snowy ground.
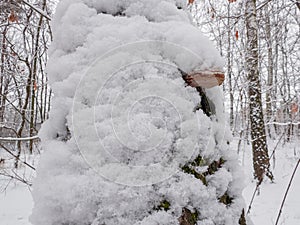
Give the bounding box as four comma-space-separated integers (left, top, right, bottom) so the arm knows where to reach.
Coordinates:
239, 139, 300, 225
0, 139, 299, 225
0, 182, 33, 225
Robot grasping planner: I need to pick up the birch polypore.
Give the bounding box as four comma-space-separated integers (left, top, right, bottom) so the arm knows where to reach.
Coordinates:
183, 70, 225, 88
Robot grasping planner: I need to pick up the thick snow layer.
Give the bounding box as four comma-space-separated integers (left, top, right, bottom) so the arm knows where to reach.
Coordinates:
31, 0, 245, 225
1, 140, 300, 225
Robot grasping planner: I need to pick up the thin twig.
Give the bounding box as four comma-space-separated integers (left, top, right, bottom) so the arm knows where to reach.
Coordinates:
247, 131, 286, 214
275, 159, 300, 225
0, 144, 36, 170
247, 183, 260, 214
22, 0, 51, 21
256, 0, 274, 11
0, 171, 32, 186
269, 132, 286, 169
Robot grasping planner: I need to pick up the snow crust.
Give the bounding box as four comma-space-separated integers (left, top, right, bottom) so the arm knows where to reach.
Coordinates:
31, 0, 246, 224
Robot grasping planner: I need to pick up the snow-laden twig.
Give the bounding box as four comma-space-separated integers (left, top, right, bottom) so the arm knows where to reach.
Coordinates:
275, 159, 300, 225
267, 121, 300, 126
256, 0, 274, 11
0, 136, 39, 142
22, 0, 51, 21
269, 132, 286, 169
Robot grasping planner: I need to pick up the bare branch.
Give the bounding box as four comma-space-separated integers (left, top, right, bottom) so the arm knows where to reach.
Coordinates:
275, 159, 300, 225
22, 0, 51, 21
0, 143, 36, 170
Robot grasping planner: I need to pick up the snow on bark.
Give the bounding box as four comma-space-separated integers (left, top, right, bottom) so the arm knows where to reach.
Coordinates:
245, 0, 273, 183
30, 1, 248, 224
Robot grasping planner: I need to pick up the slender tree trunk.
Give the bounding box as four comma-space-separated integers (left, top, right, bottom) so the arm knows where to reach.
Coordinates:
273, 4, 279, 135
15, 59, 32, 168
0, 26, 8, 129
227, 3, 234, 129
245, 0, 273, 183
265, 5, 274, 138
29, 0, 47, 153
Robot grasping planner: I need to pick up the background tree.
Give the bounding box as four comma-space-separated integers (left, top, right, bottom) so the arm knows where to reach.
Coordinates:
191, 0, 300, 182
245, 0, 273, 183
0, 0, 54, 183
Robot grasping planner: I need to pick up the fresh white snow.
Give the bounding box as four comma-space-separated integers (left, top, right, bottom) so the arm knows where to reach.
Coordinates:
1, 1, 298, 225
28, 0, 246, 224
0, 183, 33, 225
0, 139, 299, 224
240, 140, 300, 225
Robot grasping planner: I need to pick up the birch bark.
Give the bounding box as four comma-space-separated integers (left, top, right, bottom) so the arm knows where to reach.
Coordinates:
245, 0, 273, 183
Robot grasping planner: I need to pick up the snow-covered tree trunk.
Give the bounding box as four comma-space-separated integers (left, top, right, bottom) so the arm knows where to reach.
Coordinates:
31, 1, 248, 224
245, 0, 273, 183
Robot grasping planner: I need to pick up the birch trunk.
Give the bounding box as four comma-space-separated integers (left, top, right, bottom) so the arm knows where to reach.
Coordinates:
245, 0, 273, 183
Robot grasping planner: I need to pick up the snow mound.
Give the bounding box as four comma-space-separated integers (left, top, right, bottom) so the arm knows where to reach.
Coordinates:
31, 1, 247, 225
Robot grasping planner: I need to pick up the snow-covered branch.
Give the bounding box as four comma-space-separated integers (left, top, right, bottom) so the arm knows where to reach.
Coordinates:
0, 136, 39, 142
267, 122, 300, 126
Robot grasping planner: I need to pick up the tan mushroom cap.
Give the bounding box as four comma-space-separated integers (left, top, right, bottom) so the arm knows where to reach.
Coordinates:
183, 70, 225, 88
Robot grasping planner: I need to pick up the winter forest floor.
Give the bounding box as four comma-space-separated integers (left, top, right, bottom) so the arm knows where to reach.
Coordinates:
0, 138, 299, 225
